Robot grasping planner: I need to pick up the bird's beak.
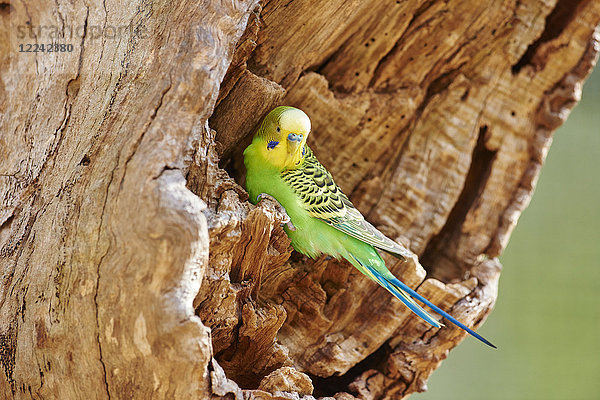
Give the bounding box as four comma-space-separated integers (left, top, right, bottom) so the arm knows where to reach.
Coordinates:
287, 133, 303, 155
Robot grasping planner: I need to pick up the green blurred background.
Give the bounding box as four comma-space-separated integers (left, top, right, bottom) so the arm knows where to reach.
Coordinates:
418, 65, 600, 400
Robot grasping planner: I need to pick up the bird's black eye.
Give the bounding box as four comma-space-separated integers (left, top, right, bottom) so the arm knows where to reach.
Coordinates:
276, 126, 281, 132
267, 140, 279, 150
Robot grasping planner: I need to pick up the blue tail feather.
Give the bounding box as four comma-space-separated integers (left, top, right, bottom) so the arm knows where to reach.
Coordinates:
349, 254, 496, 348
349, 254, 441, 328
371, 268, 442, 328
388, 276, 497, 349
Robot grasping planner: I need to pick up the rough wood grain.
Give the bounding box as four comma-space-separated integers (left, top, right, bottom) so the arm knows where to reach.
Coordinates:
1, 0, 598, 399
1, 0, 257, 398
203, 0, 600, 398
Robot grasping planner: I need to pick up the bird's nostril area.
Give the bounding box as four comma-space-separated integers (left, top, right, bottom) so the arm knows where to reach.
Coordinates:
288, 133, 302, 142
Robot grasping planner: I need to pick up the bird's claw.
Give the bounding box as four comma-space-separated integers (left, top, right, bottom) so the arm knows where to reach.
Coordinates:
285, 220, 296, 231
257, 193, 296, 231
256, 193, 268, 202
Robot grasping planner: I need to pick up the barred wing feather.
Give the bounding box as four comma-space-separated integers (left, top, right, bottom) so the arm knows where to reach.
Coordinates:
282, 146, 412, 260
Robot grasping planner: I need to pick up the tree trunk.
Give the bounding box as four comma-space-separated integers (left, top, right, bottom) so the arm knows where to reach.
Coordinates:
1, 0, 598, 399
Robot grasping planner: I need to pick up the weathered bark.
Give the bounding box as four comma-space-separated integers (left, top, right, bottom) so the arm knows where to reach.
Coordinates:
1, 1, 598, 400
1, 0, 255, 398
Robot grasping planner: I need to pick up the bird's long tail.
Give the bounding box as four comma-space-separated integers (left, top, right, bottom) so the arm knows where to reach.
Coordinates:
349, 254, 496, 348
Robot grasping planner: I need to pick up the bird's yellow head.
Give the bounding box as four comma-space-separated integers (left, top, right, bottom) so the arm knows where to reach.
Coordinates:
250, 106, 311, 171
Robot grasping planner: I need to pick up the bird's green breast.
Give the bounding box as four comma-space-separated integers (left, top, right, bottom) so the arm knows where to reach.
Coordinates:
244, 143, 351, 259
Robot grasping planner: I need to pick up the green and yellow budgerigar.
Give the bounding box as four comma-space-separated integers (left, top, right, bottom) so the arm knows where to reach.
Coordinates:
243, 106, 495, 348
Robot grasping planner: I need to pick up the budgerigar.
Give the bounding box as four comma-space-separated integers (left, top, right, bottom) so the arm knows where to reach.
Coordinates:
243, 106, 495, 348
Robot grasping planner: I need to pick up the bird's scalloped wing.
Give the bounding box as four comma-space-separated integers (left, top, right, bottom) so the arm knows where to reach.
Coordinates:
282, 146, 412, 260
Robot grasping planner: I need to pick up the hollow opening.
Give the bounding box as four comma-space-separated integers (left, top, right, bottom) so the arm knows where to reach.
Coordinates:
511, 0, 584, 74
420, 125, 497, 281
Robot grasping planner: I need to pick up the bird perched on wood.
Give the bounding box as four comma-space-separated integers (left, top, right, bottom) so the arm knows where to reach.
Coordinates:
243, 106, 495, 348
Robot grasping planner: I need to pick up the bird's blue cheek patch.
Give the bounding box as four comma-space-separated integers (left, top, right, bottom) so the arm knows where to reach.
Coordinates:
302, 146, 306, 157
267, 141, 279, 150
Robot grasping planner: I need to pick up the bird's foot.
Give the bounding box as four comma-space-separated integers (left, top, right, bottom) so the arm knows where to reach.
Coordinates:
257, 193, 296, 231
